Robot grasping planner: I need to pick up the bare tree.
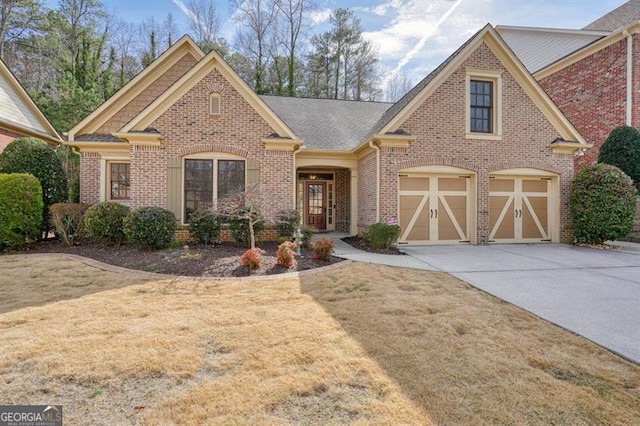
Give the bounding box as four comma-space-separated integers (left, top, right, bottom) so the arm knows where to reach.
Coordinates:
185, 0, 220, 52
275, 0, 312, 96
216, 185, 271, 249
384, 71, 412, 102
232, 0, 279, 94
0, 0, 43, 60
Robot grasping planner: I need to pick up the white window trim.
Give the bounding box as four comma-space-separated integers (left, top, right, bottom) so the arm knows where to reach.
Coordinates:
182, 152, 246, 225
100, 155, 131, 203
465, 68, 503, 141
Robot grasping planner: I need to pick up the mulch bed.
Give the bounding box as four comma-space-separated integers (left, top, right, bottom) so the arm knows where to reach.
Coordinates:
341, 236, 404, 255
20, 239, 343, 278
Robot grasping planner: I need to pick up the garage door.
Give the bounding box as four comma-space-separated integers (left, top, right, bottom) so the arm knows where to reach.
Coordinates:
489, 176, 551, 243
399, 175, 471, 244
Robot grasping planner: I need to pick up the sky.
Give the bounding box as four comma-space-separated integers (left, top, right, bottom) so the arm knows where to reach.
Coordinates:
47, 0, 628, 89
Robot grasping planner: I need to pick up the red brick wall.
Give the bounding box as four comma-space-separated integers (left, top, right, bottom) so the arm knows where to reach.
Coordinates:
334, 168, 350, 232
357, 151, 377, 232
136, 67, 295, 219
539, 39, 627, 170
0, 127, 20, 152
97, 54, 199, 133
80, 152, 101, 204
374, 42, 575, 244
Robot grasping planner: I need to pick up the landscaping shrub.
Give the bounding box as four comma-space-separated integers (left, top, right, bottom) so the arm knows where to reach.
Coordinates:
301, 226, 315, 249
188, 209, 221, 245
241, 247, 263, 272
313, 238, 334, 261
0, 137, 68, 237
277, 241, 297, 268
598, 126, 640, 190
84, 202, 130, 247
124, 207, 177, 250
365, 223, 401, 249
275, 209, 300, 239
0, 173, 43, 249
227, 207, 265, 247
50, 203, 90, 246
570, 163, 637, 244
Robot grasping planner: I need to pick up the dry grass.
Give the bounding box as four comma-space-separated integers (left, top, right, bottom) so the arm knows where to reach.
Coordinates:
1, 254, 639, 425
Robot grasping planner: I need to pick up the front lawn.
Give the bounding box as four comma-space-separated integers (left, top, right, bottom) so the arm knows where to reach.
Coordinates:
1, 255, 639, 424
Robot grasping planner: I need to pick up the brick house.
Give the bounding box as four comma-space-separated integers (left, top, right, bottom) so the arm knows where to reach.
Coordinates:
0, 58, 60, 151
65, 25, 587, 245
498, 0, 640, 171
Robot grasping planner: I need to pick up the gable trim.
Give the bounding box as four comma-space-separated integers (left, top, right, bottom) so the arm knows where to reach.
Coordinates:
373, 24, 585, 146
121, 48, 299, 140
0, 60, 61, 145
67, 35, 205, 140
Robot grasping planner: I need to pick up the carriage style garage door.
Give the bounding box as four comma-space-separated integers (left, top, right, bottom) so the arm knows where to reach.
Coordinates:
489, 175, 552, 243
399, 174, 472, 245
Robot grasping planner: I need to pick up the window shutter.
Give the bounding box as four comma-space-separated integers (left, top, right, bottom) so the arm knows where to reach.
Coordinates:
167, 158, 182, 222
247, 158, 260, 189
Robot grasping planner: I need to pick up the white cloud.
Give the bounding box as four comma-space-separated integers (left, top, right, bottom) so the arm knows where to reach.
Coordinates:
307, 8, 332, 25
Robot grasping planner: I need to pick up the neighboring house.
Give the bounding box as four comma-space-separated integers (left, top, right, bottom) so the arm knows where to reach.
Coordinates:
65, 27, 587, 246
0, 58, 61, 151
497, 0, 640, 170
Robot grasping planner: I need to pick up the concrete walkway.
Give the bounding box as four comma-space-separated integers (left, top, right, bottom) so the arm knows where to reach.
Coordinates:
320, 233, 640, 364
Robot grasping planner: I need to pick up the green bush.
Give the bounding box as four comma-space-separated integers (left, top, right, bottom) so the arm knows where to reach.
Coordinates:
598, 126, 640, 190
50, 203, 90, 246
227, 208, 265, 247
124, 206, 177, 250
301, 226, 315, 249
85, 202, 130, 247
365, 223, 401, 249
570, 163, 637, 244
0, 138, 68, 237
275, 209, 300, 239
188, 209, 221, 245
0, 173, 43, 249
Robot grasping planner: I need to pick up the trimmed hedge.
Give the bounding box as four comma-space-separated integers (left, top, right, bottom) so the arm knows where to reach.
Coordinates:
124, 207, 177, 250
0, 137, 68, 236
188, 209, 221, 245
275, 209, 299, 239
85, 202, 130, 247
50, 203, 90, 246
365, 223, 400, 249
570, 163, 637, 244
0, 173, 43, 249
598, 126, 640, 190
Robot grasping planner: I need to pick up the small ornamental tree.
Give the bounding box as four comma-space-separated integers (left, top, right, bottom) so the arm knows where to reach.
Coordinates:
0, 137, 68, 237
217, 185, 268, 249
598, 126, 640, 190
0, 173, 43, 249
570, 163, 637, 244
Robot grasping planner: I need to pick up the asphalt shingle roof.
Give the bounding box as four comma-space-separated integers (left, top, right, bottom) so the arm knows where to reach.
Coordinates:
584, 0, 640, 31
75, 133, 125, 142
261, 96, 392, 150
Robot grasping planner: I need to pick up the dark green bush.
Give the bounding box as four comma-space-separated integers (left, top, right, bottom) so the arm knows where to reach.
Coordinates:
0, 137, 68, 237
188, 209, 221, 245
570, 163, 637, 244
365, 223, 401, 249
227, 208, 265, 247
275, 209, 300, 239
0, 173, 43, 249
50, 203, 90, 246
598, 126, 640, 190
84, 202, 130, 247
124, 206, 177, 250
301, 226, 315, 249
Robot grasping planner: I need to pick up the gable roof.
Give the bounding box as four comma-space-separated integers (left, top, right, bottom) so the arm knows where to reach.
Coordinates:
0, 59, 60, 145
67, 35, 204, 141
261, 96, 392, 150
584, 0, 640, 31
496, 26, 609, 73
120, 45, 300, 141
365, 24, 586, 147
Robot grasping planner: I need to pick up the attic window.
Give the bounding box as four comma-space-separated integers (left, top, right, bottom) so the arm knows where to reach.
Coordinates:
209, 93, 221, 115
465, 69, 503, 141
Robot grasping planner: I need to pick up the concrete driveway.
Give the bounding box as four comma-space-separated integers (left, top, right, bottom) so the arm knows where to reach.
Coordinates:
402, 244, 640, 364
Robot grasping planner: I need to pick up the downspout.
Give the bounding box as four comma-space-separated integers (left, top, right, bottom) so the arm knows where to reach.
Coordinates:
368, 140, 380, 223
624, 30, 633, 126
